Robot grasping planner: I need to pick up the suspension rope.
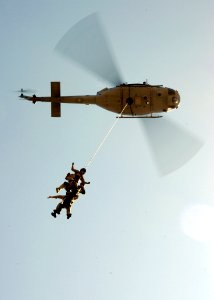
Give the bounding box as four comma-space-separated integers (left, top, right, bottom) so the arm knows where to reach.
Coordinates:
85, 104, 128, 167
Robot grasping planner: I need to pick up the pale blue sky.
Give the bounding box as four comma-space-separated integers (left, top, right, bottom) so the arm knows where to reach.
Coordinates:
1, 0, 214, 299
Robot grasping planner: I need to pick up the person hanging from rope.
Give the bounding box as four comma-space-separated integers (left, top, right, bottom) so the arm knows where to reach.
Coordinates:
56, 162, 90, 194
48, 184, 85, 219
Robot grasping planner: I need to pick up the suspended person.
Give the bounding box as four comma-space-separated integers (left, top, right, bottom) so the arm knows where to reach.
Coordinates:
56, 162, 90, 193
48, 185, 85, 219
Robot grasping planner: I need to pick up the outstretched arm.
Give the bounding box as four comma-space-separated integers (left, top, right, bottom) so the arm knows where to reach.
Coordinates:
71, 162, 79, 173
80, 178, 90, 185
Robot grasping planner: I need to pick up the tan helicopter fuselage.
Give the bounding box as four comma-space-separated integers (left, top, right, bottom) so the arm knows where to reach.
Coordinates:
96, 83, 180, 115
21, 82, 180, 117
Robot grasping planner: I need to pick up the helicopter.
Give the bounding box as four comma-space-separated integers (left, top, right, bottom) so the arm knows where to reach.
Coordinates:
19, 13, 180, 118
19, 13, 202, 175
20, 81, 180, 118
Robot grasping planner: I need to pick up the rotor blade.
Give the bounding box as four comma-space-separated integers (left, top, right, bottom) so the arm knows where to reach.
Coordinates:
141, 117, 203, 175
55, 13, 123, 86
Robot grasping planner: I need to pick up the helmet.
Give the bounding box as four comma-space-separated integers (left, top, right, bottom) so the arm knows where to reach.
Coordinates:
80, 168, 86, 174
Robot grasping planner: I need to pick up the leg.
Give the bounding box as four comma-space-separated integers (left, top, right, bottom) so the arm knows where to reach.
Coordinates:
66, 204, 72, 219
56, 183, 65, 193
56, 181, 72, 193
51, 202, 63, 218
55, 203, 63, 214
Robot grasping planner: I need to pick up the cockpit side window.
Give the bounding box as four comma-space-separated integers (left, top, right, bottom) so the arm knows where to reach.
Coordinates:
168, 88, 175, 95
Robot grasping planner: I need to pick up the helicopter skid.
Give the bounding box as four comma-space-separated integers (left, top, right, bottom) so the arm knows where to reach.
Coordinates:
117, 115, 163, 119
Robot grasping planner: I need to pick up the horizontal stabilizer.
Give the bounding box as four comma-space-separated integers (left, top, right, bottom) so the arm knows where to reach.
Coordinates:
51, 81, 60, 97
51, 102, 61, 117
51, 82, 61, 117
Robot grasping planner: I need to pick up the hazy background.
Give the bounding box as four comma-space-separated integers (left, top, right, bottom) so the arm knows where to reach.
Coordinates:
1, 0, 214, 299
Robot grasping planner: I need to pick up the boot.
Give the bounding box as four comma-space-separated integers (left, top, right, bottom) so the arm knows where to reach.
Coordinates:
51, 211, 57, 218
67, 213, 72, 219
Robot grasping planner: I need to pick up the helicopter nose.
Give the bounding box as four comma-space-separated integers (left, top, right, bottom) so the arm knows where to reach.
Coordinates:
170, 91, 180, 109
174, 91, 180, 107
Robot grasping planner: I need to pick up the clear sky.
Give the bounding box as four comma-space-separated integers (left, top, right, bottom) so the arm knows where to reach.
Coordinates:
1, 0, 214, 299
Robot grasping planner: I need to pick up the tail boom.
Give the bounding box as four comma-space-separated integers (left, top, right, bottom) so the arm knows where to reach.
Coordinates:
20, 81, 96, 117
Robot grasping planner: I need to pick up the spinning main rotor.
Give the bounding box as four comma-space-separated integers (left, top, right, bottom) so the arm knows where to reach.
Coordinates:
19, 13, 202, 175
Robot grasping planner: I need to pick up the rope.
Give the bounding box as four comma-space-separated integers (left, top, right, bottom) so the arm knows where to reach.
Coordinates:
85, 104, 128, 167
